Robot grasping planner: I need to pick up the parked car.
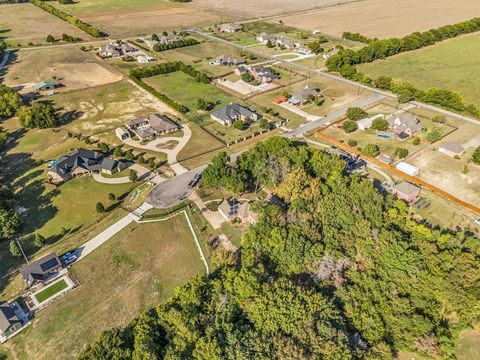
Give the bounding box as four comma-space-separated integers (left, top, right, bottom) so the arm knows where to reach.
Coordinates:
63, 251, 77, 265
188, 173, 202, 188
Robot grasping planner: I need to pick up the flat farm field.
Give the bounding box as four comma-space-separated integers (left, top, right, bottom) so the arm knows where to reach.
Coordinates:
273, 0, 480, 38
357, 33, 480, 108
0, 3, 90, 46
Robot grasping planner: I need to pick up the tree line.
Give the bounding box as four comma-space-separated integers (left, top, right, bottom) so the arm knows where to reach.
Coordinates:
129, 61, 211, 114
80, 137, 480, 360
153, 38, 199, 52
30, 0, 104, 38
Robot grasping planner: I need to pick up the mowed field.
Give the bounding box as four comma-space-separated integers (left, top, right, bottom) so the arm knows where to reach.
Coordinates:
273, 0, 480, 38
0, 3, 91, 45
5, 216, 205, 360
358, 33, 480, 108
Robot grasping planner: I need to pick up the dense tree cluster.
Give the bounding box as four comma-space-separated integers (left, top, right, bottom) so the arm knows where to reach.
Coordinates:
346, 107, 368, 121
0, 84, 22, 119
153, 38, 199, 52
342, 31, 372, 43
17, 102, 57, 129
0, 182, 21, 243
327, 19, 480, 117
80, 137, 480, 360
307, 36, 329, 54
129, 61, 210, 114
30, 0, 103, 38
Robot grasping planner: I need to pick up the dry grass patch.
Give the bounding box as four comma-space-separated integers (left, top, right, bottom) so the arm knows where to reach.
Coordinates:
273, 0, 480, 38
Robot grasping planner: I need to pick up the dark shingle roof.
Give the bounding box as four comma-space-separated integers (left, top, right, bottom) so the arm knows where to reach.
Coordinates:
211, 104, 260, 123
20, 252, 62, 285
0, 301, 20, 333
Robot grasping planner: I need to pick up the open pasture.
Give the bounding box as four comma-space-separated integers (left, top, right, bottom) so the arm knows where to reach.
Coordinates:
272, 0, 480, 38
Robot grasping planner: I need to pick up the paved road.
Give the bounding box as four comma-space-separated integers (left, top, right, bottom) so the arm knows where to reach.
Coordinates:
285, 94, 383, 138
192, 30, 480, 128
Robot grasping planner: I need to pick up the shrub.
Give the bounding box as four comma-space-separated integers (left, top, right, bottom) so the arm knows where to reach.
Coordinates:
395, 148, 409, 159
18, 102, 57, 129
233, 120, 244, 130
46, 34, 55, 43
96, 202, 105, 213
129, 169, 138, 182
343, 120, 358, 133
34, 233, 46, 248
108, 193, 116, 201
413, 137, 421, 145
347, 139, 357, 147
472, 147, 480, 165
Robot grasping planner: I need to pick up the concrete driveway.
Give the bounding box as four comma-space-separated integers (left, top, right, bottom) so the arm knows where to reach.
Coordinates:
92, 164, 152, 184
122, 124, 191, 175
189, 191, 225, 229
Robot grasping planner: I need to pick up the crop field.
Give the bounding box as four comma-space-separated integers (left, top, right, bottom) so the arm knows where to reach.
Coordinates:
0, 3, 90, 46
273, 0, 480, 38
53, 0, 170, 14
4, 47, 122, 93
195, 0, 360, 19
65, 2, 228, 37
5, 216, 205, 360
358, 33, 480, 108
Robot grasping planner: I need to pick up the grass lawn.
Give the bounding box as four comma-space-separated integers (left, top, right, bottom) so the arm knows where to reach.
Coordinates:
34, 279, 68, 304
5, 215, 205, 360
177, 122, 224, 166
357, 33, 480, 108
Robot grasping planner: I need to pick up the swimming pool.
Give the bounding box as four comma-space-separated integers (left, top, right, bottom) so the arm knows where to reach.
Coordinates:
377, 133, 392, 139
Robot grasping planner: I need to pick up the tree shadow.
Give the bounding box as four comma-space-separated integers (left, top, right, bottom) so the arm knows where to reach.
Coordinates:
0, 49, 18, 83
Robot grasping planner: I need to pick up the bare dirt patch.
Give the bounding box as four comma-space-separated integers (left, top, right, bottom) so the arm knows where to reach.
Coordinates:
4, 47, 122, 92
0, 3, 91, 45
273, 0, 480, 38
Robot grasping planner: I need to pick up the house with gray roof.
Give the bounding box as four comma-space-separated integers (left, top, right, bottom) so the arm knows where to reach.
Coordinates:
220, 23, 242, 33
211, 103, 261, 126
210, 55, 245, 66
20, 252, 63, 288
126, 113, 181, 141
159, 34, 180, 45
218, 198, 240, 221
0, 301, 22, 342
392, 181, 421, 203
438, 141, 465, 157
47, 149, 125, 184
256, 32, 277, 44
289, 84, 321, 106
387, 112, 422, 136
251, 66, 279, 83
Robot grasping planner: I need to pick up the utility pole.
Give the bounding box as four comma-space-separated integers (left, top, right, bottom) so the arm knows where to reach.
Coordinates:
16, 239, 29, 264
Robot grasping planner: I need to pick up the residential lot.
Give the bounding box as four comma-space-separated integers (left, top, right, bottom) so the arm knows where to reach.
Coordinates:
0, 3, 91, 46
272, 0, 480, 38
4, 47, 122, 93
5, 216, 204, 360
358, 33, 480, 108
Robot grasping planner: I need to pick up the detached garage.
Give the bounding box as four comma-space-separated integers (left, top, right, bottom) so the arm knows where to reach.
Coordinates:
396, 162, 420, 177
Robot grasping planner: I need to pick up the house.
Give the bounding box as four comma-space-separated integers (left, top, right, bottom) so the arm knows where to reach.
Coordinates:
256, 32, 276, 44
396, 161, 420, 176
211, 103, 261, 126
47, 149, 125, 184
31, 81, 60, 92
251, 67, 279, 83
218, 198, 240, 221
235, 65, 250, 76
289, 84, 321, 106
387, 113, 422, 136
376, 154, 393, 165
98, 43, 121, 58
0, 301, 22, 342
20, 253, 63, 288
322, 48, 339, 60
277, 36, 297, 49
357, 114, 384, 131
237, 202, 259, 225
159, 34, 180, 45
392, 181, 421, 203
126, 113, 181, 141
438, 141, 465, 157
297, 47, 312, 55
220, 23, 242, 33
210, 55, 245, 66
115, 127, 130, 141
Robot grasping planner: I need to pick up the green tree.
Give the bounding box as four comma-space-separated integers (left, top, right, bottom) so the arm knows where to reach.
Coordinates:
151, 33, 159, 41
266, 39, 274, 48
34, 233, 46, 248
259, 118, 270, 130
472, 147, 480, 165
108, 193, 116, 201
374, 76, 393, 90
241, 72, 254, 83
46, 34, 55, 43
17, 102, 57, 129
348, 139, 357, 147
346, 107, 368, 121
98, 142, 110, 154
0, 84, 23, 118
371, 117, 389, 131
96, 202, 105, 213
343, 120, 358, 133
362, 143, 380, 157
129, 170, 138, 182
0, 208, 20, 240
113, 147, 124, 158
9, 240, 21, 257
396, 148, 409, 159
137, 155, 145, 164
233, 120, 244, 130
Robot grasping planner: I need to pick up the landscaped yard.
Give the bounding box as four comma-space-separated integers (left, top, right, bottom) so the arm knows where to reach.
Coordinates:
5, 215, 205, 360
358, 33, 480, 108
34, 279, 68, 304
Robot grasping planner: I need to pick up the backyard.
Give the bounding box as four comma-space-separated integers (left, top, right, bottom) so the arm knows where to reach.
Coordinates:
358, 33, 480, 108
4, 215, 205, 360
